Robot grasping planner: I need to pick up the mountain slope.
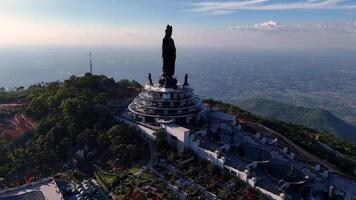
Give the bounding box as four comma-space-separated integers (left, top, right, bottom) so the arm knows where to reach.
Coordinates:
239, 98, 356, 142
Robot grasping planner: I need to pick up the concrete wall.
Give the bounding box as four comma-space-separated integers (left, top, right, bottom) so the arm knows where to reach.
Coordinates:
189, 136, 225, 168
161, 124, 190, 152
162, 125, 189, 145
247, 177, 256, 187
225, 165, 249, 182
255, 186, 285, 200
116, 116, 156, 141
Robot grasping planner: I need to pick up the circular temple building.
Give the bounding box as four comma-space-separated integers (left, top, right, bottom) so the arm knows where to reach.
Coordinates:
128, 83, 206, 126
128, 26, 207, 126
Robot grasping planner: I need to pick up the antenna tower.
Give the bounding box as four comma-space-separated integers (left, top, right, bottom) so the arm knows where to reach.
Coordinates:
89, 50, 93, 74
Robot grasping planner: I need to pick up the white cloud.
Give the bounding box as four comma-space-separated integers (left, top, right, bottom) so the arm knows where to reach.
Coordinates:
227, 20, 356, 34
189, 0, 269, 13
253, 20, 280, 29
188, 0, 356, 15
228, 20, 292, 32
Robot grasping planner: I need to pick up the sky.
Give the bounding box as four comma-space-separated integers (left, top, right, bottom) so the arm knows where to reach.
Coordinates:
1, 0, 356, 50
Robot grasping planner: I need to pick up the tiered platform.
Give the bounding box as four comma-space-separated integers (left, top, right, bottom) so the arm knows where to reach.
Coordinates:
128, 83, 206, 125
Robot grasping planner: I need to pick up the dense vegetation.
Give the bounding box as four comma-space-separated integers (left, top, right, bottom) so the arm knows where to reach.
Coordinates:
0, 87, 26, 104
0, 74, 147, 184
240, 98, 356, 142
205, 99, 356, 178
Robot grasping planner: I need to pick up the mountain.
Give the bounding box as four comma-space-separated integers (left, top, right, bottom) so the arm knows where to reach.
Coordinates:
239, 98, 356, 142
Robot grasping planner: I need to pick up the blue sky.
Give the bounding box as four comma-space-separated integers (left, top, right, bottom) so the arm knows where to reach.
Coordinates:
1, 0, 356, 49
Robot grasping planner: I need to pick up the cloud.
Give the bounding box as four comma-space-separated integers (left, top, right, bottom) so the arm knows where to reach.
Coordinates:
188, 0, 356, 14
312, 22, 356, 33
188, 0, 268, 13
228, 20, 294, 32
209, 10, 236, 15
253, 20, 280, 29
227, 20, 356, 34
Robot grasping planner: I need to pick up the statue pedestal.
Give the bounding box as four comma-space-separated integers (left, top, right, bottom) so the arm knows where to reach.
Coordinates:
128, 83, 206, 126
159, 76, 178, 88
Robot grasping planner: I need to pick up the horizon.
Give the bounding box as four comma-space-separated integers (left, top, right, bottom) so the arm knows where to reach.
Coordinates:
1, 45, 356, 88
1, 0, 356, 50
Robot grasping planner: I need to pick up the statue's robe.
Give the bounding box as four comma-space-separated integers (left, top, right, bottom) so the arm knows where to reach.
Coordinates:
162, 36, 176, 77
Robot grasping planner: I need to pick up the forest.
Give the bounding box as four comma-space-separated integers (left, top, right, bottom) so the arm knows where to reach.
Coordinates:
0, 73, 147, 185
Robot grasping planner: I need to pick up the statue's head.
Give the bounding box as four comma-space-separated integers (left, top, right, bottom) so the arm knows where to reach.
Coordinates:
165, 25, 173, 37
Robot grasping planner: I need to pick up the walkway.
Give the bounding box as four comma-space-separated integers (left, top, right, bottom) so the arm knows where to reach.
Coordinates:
134, 138, 157, 176
134, 131, 186, 200
249, 122, 343, 175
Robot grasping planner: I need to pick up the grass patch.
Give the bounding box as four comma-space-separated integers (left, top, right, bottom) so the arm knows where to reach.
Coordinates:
128, 166, 140, 174
94, 170, 115, 189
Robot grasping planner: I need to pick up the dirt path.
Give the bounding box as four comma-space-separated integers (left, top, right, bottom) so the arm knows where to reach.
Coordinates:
134, 139, 158, 176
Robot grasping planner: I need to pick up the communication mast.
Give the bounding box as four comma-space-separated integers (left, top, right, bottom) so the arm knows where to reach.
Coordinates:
89, 50, 93, 74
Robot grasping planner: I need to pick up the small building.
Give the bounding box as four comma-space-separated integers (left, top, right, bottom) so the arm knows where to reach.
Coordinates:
161, 123, 190, 152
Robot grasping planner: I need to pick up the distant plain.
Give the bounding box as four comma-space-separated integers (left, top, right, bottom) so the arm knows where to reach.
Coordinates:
1, 46, 355, 126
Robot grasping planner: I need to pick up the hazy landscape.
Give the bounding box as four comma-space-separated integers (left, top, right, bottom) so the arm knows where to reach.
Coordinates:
1, 46, 356, 128
240, 98, 356, 142
2, 0, 356, 199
